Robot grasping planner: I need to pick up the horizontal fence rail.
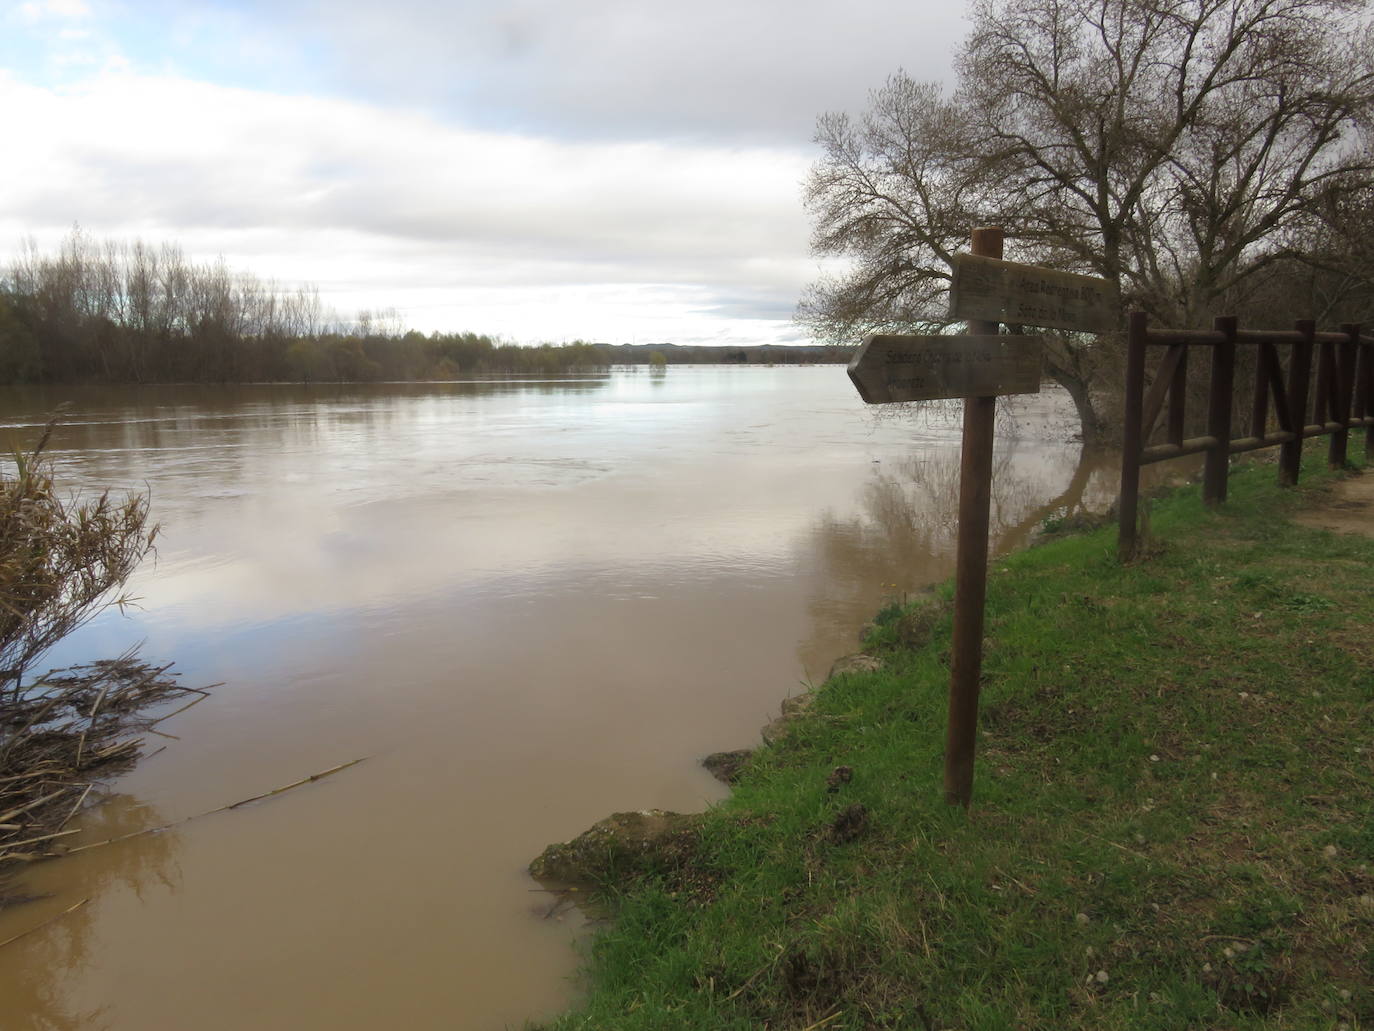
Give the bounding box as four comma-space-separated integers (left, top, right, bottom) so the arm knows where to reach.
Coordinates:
1118, 312, 1374, 560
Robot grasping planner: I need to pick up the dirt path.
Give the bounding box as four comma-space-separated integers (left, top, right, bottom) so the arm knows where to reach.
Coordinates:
1293, 470, 1374, 537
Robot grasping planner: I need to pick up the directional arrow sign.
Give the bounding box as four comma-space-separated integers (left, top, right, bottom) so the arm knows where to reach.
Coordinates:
949, 253, 1117, 333
847, 334, 1044, 404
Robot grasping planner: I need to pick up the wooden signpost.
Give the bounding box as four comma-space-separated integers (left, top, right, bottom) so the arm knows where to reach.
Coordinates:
848, 334, 1044, 404
847, 228, 1112, 807
949, 253, 1117, 334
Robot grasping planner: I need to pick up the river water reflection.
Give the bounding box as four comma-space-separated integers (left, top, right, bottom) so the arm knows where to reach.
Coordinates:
0, 369, 1121, 1029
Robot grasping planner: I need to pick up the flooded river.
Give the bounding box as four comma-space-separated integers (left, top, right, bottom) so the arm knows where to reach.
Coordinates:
0, 368, 1119, 1029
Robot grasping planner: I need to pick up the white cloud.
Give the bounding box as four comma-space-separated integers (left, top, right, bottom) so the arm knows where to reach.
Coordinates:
19, 0, 91, 21
0, 69, 827, 343
0, 0, 960, 344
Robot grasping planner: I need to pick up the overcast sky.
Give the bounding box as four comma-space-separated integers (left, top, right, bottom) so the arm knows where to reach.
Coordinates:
0, 0, 967, 345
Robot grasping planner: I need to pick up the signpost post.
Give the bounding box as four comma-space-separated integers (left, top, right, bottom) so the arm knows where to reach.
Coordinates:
944, 226, 1006, 809
846, 228, 1112, 807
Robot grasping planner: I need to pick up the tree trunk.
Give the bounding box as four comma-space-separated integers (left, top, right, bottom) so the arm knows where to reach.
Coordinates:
1044, 356, 1109, 443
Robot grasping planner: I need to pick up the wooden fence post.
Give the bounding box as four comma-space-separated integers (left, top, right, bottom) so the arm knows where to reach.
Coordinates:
1331, 324, 1359, 468
1118, 312, 1147, 560
1280, 320, 1315, 487
1167, 338, 1188, 446
1359, 334, 1374, 460
1204, 316, 1237, 505
943, 225, 1002, 809
1315, 332, 1332, 437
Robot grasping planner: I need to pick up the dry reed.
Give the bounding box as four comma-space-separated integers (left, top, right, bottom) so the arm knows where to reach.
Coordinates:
0, 653, 207, 868
0, 418, 185, 876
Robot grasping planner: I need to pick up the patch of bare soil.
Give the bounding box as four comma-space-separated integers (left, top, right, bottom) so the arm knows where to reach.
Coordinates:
1293, 471, 1374, 537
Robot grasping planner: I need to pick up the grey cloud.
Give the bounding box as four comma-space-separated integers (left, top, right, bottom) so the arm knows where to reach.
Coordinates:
225, 0, 966, 144
702, 295, 804, 322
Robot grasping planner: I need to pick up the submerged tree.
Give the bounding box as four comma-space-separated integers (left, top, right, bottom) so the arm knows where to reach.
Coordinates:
803, 0, 1374, 438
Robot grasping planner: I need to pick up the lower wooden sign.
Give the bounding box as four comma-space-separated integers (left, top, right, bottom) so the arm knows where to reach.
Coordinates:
847, 334, 1044, 404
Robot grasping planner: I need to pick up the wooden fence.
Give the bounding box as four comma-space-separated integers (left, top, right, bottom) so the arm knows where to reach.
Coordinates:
1118, 312, 1374, 560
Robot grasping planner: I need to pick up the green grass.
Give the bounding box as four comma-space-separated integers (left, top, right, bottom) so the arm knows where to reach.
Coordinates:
539, 458, 1374, 1030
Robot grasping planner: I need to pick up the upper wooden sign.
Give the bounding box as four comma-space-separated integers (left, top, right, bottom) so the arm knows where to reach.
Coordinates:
848, 334, 1044, 404
949, 253, 1117, 333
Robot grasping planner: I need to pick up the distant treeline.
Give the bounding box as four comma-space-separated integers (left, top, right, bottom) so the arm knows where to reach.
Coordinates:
0, 232, 851, 385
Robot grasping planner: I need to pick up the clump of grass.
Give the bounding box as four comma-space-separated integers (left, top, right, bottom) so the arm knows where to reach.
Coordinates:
538, 459, 1374, 1030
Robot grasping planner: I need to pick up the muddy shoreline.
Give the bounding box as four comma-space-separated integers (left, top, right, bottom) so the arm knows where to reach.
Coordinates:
527, 650, 889, 890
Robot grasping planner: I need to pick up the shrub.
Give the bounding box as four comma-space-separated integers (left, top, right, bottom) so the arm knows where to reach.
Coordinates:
0, 419, 157, 700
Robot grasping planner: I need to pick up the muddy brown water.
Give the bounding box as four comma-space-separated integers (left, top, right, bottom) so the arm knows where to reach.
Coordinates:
0, 370, 1123, 1029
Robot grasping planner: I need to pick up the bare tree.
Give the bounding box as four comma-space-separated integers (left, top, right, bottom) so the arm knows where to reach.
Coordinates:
803, 0, 1374, 439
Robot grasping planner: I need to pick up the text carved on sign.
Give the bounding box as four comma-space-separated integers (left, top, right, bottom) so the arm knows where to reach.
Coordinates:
948, 253, 1117, 333
847, 334, 1044, 404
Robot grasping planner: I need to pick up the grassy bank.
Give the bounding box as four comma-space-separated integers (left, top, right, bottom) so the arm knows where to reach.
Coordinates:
540, 458, 1374, 1030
